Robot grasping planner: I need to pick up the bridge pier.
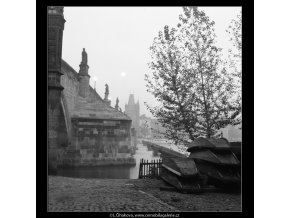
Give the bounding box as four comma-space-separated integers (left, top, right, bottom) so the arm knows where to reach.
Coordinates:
48, 149, 58, 174
48, 7, 66, 174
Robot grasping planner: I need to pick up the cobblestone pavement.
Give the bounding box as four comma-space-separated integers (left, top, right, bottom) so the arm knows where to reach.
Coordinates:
48, 176, 241, 212
48, 176, 177, 212
132, 179, 241, 212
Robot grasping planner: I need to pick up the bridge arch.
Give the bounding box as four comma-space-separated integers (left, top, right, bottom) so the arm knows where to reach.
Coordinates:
60, 93, 71, 146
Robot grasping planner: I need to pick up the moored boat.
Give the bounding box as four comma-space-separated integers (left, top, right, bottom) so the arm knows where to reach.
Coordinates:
187, 137, 241, 189
160, 157, 207, 193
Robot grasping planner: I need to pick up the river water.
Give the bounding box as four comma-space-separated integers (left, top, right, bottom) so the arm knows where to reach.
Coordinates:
56, 143, 161, 179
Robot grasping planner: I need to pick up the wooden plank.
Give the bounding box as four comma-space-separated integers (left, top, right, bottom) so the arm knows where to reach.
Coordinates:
140, 159, 142, 178
141, 159, 143, 178
142, 167, 144, 178
140, 159, 143, 178
158, 159, 160, 175
140, 162, 142, 178
143, 159, 145, 177
154, 160, 156, 176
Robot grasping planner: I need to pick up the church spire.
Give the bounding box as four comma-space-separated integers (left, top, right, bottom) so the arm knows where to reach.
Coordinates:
128, 94, 135, 105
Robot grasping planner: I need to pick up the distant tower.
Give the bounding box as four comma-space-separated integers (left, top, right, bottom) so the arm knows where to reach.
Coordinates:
125, 94, 140, 136
78, 48, 90, 98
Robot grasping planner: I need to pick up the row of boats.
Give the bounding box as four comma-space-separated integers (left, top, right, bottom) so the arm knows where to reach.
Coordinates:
159, 137, 241, 193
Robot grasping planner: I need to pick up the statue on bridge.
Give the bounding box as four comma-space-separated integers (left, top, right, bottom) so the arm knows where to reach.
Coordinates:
104, 84, 109, 100
115, 98, 119, 110
82, 48, 87, 64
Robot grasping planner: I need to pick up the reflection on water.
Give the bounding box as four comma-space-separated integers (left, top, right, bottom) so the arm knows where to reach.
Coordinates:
56, 165, 132, 179
56, 143, 160, 179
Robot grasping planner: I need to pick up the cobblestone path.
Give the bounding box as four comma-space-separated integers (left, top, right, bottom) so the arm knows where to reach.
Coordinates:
48, 176, 177, 212
133, 179, 241, 212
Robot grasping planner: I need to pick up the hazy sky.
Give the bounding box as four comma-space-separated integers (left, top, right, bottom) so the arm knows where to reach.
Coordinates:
62, 7, 241, 117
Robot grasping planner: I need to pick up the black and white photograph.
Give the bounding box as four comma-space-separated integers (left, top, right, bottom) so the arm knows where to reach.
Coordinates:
11, 0, 290, 217
47, 6, 244, 213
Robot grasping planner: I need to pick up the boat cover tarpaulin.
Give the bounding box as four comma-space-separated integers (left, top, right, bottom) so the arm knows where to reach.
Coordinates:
194, 159, 240, 184
189, 149, 239, 165
187, 137, 230, 152
162, 157, 198, 177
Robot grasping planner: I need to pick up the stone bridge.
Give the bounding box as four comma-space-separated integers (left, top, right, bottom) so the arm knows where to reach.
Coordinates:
48, 7, 133, 173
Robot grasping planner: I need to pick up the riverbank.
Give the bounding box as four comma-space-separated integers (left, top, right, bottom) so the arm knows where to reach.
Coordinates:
48, 176, 241, 212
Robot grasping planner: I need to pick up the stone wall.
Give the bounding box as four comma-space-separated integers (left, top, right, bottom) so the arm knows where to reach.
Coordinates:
71, 118, 132, 152
79, 76, 90, 98
56, 60, 134, 167
48, 89, 68, 148
60, 60, 105, 143
60, 61, 79, 118
61, 148, 135, 167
